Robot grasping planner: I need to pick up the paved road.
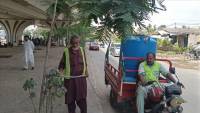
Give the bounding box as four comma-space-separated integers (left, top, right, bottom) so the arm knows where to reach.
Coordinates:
86, 47, 200, 113
178, 68, 200, 113
86, 48, 116, 113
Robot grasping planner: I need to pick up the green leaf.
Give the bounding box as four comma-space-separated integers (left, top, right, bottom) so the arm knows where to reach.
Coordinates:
46, 0, 165, 38
30, 92, 36, 98
23, 78, 37, 91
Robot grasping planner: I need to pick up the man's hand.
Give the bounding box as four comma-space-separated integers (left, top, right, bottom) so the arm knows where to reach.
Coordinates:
57, 69, 64, 75
138, 74, 146, 86
177, 81, 185, 88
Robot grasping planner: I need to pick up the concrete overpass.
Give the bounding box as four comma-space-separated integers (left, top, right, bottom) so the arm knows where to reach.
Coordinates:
0, 0, 66, 45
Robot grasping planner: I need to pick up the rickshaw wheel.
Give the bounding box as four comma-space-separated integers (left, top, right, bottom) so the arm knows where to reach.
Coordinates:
110, 89, 118, 108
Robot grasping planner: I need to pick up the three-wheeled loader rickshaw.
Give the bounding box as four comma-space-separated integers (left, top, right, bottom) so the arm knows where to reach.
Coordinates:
104, 36, 185, 113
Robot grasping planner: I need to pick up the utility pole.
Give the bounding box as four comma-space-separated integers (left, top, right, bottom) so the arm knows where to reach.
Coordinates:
174, 22, 177, 29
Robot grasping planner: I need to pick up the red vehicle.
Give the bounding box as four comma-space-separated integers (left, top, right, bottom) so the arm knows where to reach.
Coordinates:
104, 36, 185, 113
89, 42, 99, 51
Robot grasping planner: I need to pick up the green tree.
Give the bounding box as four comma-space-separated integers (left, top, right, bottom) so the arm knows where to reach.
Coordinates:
23, 29, 32, 36
146, 24, 157, 34
32, 28, 50, 38
77, 0, 165, 38
182, 25, 187, 29
162, 39, 172, 47
158, 25, 166, 30
46, 0, 166, 40
23, 78, 37, 113
39, 0, 59, 113
36, 1, 167, 113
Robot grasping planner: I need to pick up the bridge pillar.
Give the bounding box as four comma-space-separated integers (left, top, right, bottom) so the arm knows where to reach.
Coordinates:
0, 19, 33, 46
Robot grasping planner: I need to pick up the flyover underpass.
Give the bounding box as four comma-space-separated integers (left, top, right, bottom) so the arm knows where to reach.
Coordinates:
0, 0, 66, 46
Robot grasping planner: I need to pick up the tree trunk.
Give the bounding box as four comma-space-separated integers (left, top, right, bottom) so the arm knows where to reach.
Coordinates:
39, 0, 58, 113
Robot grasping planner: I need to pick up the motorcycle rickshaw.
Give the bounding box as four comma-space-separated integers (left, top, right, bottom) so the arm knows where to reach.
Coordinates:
104, 36, 185, 113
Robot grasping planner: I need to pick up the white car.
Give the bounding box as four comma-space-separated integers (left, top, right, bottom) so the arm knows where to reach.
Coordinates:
110, 43, 121, 57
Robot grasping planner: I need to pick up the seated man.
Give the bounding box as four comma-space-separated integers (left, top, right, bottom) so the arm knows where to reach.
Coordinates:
136, 52, 184, 113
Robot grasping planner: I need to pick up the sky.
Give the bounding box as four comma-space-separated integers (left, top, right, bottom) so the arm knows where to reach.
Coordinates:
145, 0, 200, 27
2, 0, 200, 29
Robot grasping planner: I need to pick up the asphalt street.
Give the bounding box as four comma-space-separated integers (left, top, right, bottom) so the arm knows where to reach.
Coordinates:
0, 46, 199, 113
86, 47, 200, 113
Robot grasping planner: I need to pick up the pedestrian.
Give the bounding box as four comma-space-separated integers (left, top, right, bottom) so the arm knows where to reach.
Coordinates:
58, 35, 88, 113
23, 35, 35, 70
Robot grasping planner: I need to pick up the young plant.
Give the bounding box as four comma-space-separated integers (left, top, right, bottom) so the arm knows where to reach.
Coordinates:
23, 78, 37, 113
45, 69, 65, 113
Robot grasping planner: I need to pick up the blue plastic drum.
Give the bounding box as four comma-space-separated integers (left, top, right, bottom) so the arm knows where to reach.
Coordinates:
120, 35, 157, 82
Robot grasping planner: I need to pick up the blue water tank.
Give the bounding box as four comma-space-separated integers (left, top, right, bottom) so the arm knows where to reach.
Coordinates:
120, 35, 157, 82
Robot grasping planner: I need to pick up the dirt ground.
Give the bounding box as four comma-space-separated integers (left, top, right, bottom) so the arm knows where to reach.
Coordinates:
157, 53, 199, 70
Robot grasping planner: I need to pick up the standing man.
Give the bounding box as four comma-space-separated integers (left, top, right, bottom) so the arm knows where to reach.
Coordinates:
23, 35, 35, 70
136, 52, 184, 113
58, 35, 88, 113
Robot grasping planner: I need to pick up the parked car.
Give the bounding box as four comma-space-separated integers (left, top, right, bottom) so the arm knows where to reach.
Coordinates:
89, 42, 99, 51
110, 43, 121, 57
51, 41, 57, 46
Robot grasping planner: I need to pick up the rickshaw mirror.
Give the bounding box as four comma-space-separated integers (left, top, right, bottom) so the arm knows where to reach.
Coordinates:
169, 67, 176, 74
